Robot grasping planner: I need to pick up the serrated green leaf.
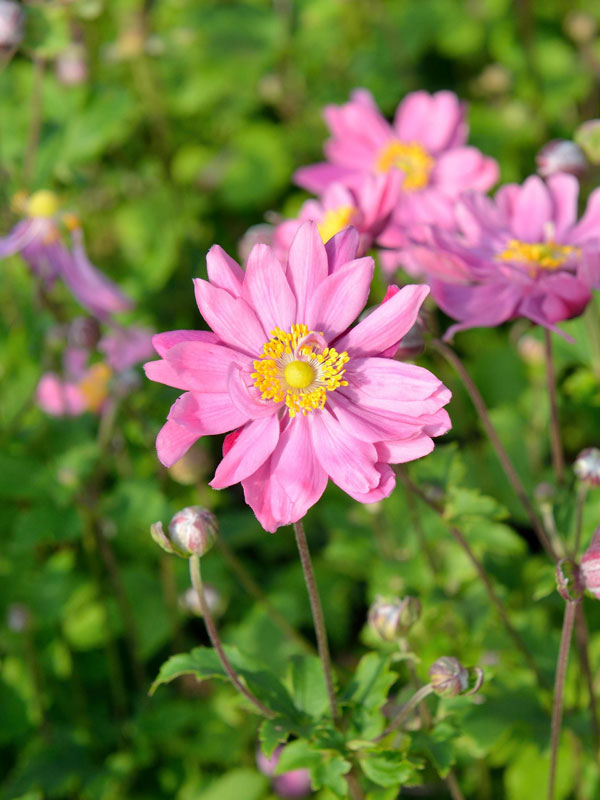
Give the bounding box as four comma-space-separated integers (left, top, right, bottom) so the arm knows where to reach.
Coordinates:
259, 716, 295, 758
359, 751, 420, 788
288, 654, 330, 719
343, 654, 396, 711
311, 754, 352, 798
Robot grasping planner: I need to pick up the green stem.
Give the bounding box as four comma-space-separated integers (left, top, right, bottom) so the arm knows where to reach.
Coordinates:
375, 684, 435, 741
23, 57, 45, 187
544, 329, 565, 485
293, 520, 339, 722
189, 556, 274, 718
548, 600, 577, 800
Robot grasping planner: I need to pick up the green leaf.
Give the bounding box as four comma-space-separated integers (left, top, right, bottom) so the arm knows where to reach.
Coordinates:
259, 717, 295, 758
343, 654, 396, 711
311, 754, 352, 798
359, 751, 420, 788
276, 740, 323, 773
288, 655, 330, 719
196, 768, 268, 800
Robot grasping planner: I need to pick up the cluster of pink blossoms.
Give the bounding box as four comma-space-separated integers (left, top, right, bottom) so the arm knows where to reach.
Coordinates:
0, 190, 154, 415
145, 223, 451, 532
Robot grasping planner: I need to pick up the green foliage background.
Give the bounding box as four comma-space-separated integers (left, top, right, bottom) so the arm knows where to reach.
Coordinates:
3, 1, 600, 798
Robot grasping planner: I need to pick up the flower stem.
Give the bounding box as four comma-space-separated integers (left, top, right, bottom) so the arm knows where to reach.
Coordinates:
189, 555, 274, 718
573, 484, 588, 556
548, 599, 577, 800
293, 520, 340, 723
573, 604, 600, 757
432, 338, 556, 560
23, 56, 45, 187
544, 329, 565, 485
399, 470, 548, 689
375, 684, 435, 741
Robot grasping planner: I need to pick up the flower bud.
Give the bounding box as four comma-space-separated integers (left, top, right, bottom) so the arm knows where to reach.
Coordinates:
68, 317, 101, 350
536, 139, 588, 179
6, 603, 30, 632
0, 0, 24, 50
56, 45, 89, 86
581, 528, 600, 599
151, 506, 217, 558
575, 120, 600, 166
556, 558, 584, 601
368, 595, 421, 642
574, 448, 600, 487
428, 657, 484, 698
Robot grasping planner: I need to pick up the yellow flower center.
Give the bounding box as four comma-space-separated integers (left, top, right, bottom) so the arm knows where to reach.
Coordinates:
252, 324, 349, 417
317, 206, 358, 243
27, 190, 60, 219
497, 239, 579, 271
375, 140, 434, 191
78, 363, 112, 412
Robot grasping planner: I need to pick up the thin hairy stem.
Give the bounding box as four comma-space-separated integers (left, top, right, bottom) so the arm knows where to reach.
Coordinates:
293, 520, 339, 722
23, 57, 45, 186
400, 470, 548, 688
432, 339, 556, 560
548, 600, 577, 800
573, 604, 600, 757
189, 556, 274, 718
544, 329, 565, 485
216, 537, 314, 654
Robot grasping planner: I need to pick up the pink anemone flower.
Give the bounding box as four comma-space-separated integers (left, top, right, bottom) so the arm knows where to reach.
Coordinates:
145, 222, 451, 533
410, 174, 600, 339
272, 173, 400, 265
1, 190, 132, 319
294, 89, 498, 273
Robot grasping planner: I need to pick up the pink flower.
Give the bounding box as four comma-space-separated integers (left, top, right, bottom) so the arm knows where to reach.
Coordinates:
272, 174, 399, 264
257, 746, 312, 798
99, 325, 155, 371
36, 362, 112, 417
410, 174, 600, 338
294, 89, 498, 273
1, 191, 132, 319
145, 222, 451, 533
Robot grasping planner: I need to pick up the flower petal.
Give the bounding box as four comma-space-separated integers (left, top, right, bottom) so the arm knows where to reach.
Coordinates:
194, 278, 267, 356
324, 226, 361, 273
510, 176, 552, 242
228, 363, 283, 419
286, 221, 328, 318
211, 415, 281, 489
243, 243, 296, 333
168, 391, 249, 436
156, 419, 201, 467
206, 245, 244, 297
342, 462, 396, 503
376, 435, 435, 463
304, 257, 374, 340
152, 329, 218, 357
164, 341, 250, 392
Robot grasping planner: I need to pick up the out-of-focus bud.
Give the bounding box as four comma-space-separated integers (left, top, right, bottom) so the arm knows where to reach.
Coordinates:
0, 0, 24, 51
55, 45, 89, 86
179, 585, 226, 618
151, 506, 217, 558
574, 448, 600, 487
536, 139, 588, 179
368, 596, 421, 642
575, 120, 600, 166
428, 657, 483, 698
517, 334, 545, 366
472, 63, 511, 96
581, 528, 600, 599
257, 746, 311, 799
68, 317, 101, 350
6, 603, 30, 632
534, 482, 555, 509
168, 444, 210, 485
564, 11, 597, 44
238, 224, 275, 265
556, 558, 584, 601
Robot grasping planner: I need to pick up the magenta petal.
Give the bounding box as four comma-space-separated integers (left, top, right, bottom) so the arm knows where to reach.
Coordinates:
347, 357, 443, 401
228, 364, 282, 419
36, 373, 86, 417
242, 415, 328, 533
168, 391, 249, 436
547, 174, 579, 238
304, 257, 374, 340
152, 329, 219, 357
211, 415, 281, 489
206, 245, 244, 297
165, 341, 250, 393
334, 284, 429, 357
309, 409, 380, 495
144, 358, 190, 390
511, 176, 552, 242
243, 243, 296, 334
156, 419, 200, 467
342, 462, 396, 503
0, 219, 38, 258
570, 186, 600, 245
294, 163, 356, 193
377, 435, 435, 463
432, 280, 521, 337
324, 226, 361, 273
193, 278, 267, 356
328, 394, 423, 442
286, 221, 328, 318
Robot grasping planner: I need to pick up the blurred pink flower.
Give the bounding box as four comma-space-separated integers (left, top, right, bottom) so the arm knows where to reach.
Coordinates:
0, 191, 132, 319
411, 174, 600, 338
257, 746, 311, 798
99, 325, 155, 371
272, 173, 399, 264
294, 89, 498, 273
37, 363, 112, 417
145, 222, 451, 532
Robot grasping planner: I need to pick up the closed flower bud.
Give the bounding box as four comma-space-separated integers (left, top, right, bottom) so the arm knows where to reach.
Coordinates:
556, 558, 584, 601
368, 595, 421, 641
581, 529, 600, 599
151, 506, 217, 558
0, 0, 24, 50
428, 656, 484, 698
536, 139, 588, 179
575, 120, 600, 166
574, 448, 600, 487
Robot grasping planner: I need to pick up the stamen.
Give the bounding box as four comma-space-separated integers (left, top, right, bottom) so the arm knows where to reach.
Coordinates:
317, 206, 357, 243
252, 324, 349, 417
375, 140, 434, 190
497, 238, 579, 272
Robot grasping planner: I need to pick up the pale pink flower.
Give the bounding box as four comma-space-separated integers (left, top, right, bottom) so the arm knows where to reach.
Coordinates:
0, 191, 132, 319
294, 89, 498, 274
410, 174, 600, 339
145, 222, 451, 533
36, 362, 112, 417
257, 746, 312, 798
98, 325, 155, 371
272, 173, 399, 264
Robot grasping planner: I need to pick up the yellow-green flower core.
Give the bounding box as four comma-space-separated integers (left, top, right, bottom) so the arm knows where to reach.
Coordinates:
27, 190, 60, 219
375, 140, 434, 190
497, 239, 579, 271
317, 206, 358, 242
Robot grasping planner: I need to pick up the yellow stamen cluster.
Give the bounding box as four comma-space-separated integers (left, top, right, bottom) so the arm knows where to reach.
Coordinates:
317, 206, 358, 243
375, 140, 434, 190
78, 363, 113, 412
252, 324, 349, 417
26, 190, 60, 219
497, 238, 579, 271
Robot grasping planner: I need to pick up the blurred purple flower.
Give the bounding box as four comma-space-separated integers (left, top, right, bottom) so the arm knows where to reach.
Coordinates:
256, 746, 311, 798
99, 325, 155, 371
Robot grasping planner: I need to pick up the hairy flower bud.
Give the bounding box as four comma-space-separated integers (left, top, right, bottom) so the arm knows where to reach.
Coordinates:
428, 657, 483, 698
368, 595, 421, 641
581, 529, 600, 599
151, 506, 217, 558
0, 1, 24, 50
556, 558, 584, 601
574, 448, 600, 487
536, 139, 588, 179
